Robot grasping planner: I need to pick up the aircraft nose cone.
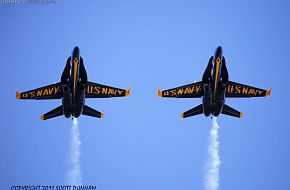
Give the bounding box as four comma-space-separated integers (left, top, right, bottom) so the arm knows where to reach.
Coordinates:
73, 46, 80, 53
72, 46, 80, 57
216, 46, 223, 55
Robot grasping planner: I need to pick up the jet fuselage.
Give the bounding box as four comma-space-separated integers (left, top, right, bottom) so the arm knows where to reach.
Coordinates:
202, 46, 228, 117
61, 46, 87, 118
71, 46, 80, 100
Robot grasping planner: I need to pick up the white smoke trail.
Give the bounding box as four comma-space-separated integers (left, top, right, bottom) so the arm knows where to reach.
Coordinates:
204, 117, 221, 190
67, 117, 82, 185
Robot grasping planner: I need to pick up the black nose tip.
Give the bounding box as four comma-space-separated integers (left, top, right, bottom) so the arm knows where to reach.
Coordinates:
72, 46, 80, 57
73, 46, 80, 53
215, 46, 223, 55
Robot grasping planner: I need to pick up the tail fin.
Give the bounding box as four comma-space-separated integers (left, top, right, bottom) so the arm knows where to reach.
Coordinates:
82, 105, 104, 118
222, 104, 243, 118
180, 104, 203, 118
40, 105, 63, 120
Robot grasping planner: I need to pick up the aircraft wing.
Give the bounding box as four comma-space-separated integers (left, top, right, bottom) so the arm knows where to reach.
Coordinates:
158, 81, 203, 98
16, 82, 62, 100
226, 81, 272, 98
85, 81, 130, 98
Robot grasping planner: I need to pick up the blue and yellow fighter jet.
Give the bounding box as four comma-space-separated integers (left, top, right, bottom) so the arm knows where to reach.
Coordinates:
158, 46, 271, 118
16, 47, 130, 120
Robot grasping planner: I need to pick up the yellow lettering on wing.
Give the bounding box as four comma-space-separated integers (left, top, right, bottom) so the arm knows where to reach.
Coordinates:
228, 85, 264, 97
165, 85, 203, 97
248, 88, 257, 95
108, 88, 116, 95
102, 87, 108, 95
43, 89, 49, 96
94, 86, 101, 94
87, 85, 93, 94
48, 88, 54, 95
87, 85, 108, 95
22, 93, 28, 98
117, 90, 123, 96
37, 90, 43, 97
164, 91, 169, 96
29, 91, 35, 98
181, 85, 201, 95
31, 86, 60, 98
257, 90, 263, 95
177, 88, 184, 95
242, 87, 248, 94
184, 87, 192, 94
235, 86, 241, 94
54, 86, 60, 94
170, 90, 176, 96
227, 85, 230, 93
227, 85, 234, 93
196, 85, 201, 93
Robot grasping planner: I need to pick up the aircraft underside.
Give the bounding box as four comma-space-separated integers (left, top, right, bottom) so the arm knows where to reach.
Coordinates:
16, 46, 130, 120
158, 46, 271, 118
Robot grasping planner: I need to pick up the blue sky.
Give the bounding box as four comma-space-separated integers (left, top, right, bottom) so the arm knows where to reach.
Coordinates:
1, 0, 290, 189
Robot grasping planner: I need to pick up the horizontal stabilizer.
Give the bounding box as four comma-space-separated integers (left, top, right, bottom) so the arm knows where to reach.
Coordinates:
41, 105, 63, 120
82, 105, 104, 118
222, 104, 243, 118
180, 104, 203, 118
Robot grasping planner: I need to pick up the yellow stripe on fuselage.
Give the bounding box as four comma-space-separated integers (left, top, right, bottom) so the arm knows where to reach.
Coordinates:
73, 57, 78, 98
214, 57, 221, 98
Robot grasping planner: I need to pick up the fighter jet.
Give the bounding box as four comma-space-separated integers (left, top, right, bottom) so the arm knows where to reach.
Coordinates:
16, 46, 130, 120
158, 46, 271, 118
